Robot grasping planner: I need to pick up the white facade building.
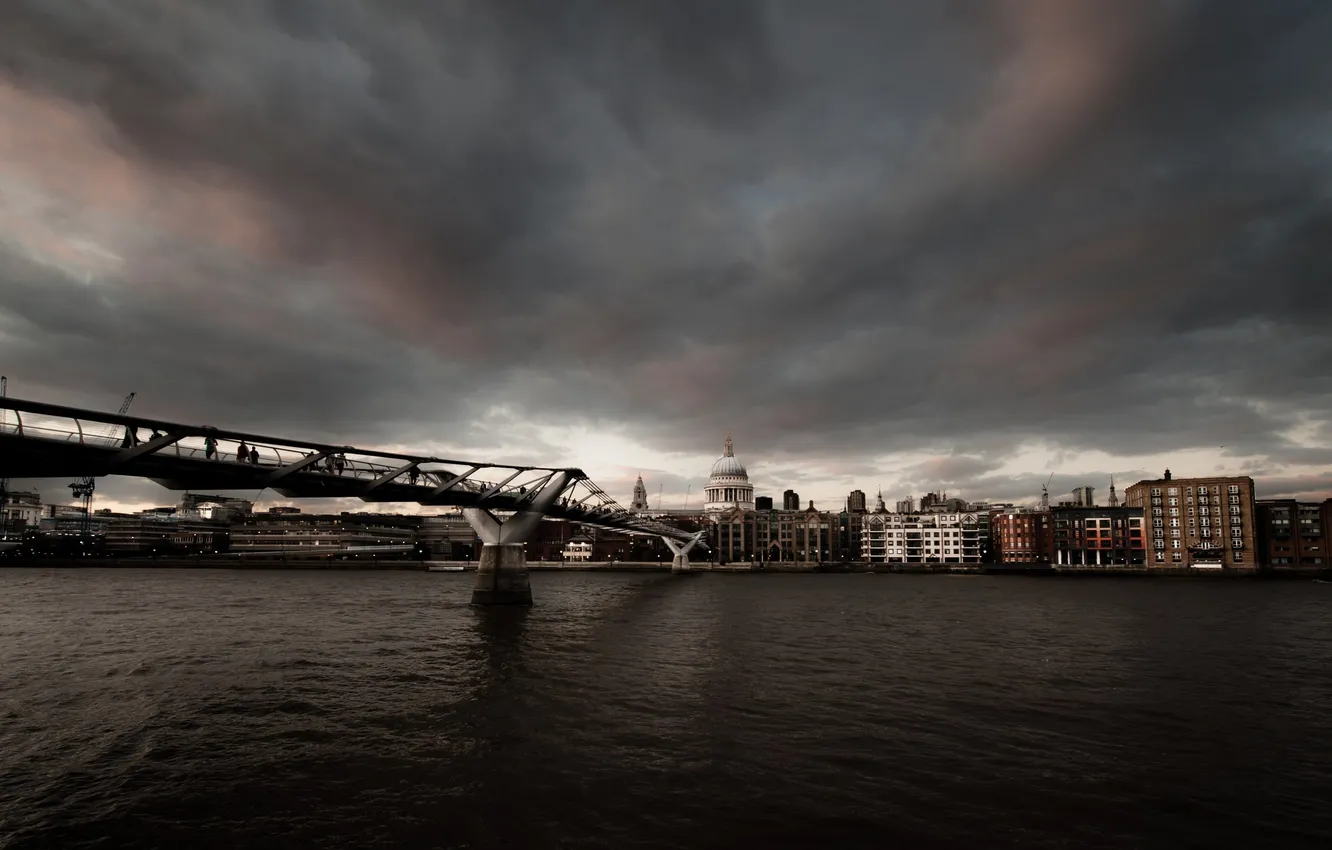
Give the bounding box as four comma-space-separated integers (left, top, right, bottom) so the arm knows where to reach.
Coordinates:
703, 434, 754, 514
563, 536, 593, 562
1, 489, 42, 529
861, 511, 983, 564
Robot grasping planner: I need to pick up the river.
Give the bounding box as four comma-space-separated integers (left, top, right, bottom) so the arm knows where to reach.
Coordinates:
1, 569, 1329, 849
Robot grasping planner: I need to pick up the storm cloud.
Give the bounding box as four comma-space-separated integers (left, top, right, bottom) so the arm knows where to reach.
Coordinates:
2, 0, 1331, 509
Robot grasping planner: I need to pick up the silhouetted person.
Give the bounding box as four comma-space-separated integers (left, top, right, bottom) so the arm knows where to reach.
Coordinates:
249, 447, 259, 464
324, 455, 335, 474
204, 436, 217, 459
237, 441, 248, 463
408, 467, 420, 486
334, 454, 345, 475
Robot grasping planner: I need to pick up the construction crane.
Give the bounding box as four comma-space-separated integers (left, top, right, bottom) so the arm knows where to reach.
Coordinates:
1039, 473, 1053, 512
69, 392, 136, 536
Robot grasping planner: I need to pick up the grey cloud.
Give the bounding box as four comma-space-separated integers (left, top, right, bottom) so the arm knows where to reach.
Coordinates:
1, 0, 1331, 497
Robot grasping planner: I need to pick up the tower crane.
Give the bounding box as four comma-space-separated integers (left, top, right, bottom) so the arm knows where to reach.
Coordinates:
69, 392, 136, 536
1039, 473, 1053, 512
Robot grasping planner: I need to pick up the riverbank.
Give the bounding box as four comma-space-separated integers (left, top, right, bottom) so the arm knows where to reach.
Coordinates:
2, 557, 1329, 579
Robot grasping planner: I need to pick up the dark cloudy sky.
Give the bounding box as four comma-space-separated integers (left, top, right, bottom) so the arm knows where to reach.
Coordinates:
3, 0, 1331, 513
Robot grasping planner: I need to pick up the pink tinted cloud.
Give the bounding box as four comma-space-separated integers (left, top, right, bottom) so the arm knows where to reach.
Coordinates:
0, 81, 282, 266
964, 0, 1163, 178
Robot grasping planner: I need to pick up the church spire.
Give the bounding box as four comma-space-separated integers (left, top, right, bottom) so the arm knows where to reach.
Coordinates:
724, 431, 734, 457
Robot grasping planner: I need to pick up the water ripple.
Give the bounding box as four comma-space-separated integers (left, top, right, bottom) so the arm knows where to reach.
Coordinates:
1, 569, 1330, 849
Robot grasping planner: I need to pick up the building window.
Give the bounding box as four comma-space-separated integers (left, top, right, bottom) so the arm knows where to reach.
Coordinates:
1228, 485, 1239, 494
1171, 531, 1180, 540
1172, 551, 1182, 562
1229, 495, 1240, 505
1168, 488, 1178, 496
1168, 498, 1178, 507
1151, 488, 1162, 496
1153, 508, 1163, 517
1153, 539, 1165, 549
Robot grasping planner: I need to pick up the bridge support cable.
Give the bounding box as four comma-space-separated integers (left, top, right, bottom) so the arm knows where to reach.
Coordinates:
662, 532, 705, 573
463, 470, 574, 606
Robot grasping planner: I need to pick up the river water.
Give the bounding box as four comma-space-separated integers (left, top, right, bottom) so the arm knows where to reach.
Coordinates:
1, 569, 1329, 849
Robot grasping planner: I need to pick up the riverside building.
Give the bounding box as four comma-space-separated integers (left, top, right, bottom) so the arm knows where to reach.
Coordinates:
860, 497, 984, 564
1255, 499, 1332, 569
991, 508, 1053, 564
1124, 471, 1257, 569
1049, 506, 1145, 566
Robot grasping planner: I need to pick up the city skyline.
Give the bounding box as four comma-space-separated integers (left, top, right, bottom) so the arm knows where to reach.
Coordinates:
3, 2, 1331, 514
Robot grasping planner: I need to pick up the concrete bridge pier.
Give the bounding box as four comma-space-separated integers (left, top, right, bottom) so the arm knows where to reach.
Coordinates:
463, 471, 573, 606
663, 533, 703, 573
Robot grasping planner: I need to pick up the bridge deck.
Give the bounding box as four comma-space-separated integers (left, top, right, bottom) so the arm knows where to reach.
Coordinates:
1, 397, 694, 541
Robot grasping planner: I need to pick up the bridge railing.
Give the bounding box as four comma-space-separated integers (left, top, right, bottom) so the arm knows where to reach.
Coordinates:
2, 397, 700, 542
0, 404, 505, 494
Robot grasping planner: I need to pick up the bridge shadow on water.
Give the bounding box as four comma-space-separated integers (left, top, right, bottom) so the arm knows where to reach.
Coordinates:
466, 604, 531, 677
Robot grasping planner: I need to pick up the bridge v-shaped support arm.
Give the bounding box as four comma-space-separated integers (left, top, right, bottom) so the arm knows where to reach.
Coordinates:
662, 531, 705, 573
262, 449, 335, 486
463, 470, 575, 545
464, 470, 576, 606
106, 431, 184, 469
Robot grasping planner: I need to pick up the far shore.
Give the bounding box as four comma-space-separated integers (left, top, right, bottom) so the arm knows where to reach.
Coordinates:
2, 557, 1328, 579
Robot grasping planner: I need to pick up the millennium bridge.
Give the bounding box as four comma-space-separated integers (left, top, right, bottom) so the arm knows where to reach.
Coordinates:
0, 396, 704, 605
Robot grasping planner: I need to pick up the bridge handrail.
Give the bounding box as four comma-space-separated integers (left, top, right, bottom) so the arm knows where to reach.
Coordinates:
0, 395, 699, 542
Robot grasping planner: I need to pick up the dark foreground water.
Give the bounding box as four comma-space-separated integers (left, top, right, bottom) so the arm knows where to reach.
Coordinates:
1, 570, 1330, 849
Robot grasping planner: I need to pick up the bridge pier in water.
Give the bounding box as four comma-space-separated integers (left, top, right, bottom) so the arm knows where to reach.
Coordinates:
663, 533, 703, 573
463, 471, 573, 606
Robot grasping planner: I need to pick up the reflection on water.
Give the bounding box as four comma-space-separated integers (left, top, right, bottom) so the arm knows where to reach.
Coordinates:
1, 569, 1330, 849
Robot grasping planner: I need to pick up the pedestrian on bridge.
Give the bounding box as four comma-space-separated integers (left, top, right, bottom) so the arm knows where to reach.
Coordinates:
408, 467, 420, 486
237, 441, 248, 463
204, 436, 217, 460
248, 446, 259, 465
334, 453, 346, 475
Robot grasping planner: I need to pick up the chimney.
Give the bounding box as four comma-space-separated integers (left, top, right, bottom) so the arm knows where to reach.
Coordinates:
1164, 468, 1172, 481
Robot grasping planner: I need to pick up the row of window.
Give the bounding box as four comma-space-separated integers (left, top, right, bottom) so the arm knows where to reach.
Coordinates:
1150, 485, 1242, 497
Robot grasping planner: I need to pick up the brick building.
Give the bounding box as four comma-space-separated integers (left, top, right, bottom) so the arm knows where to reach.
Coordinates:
1048, 506, 1145, 566
1255, 499, 1332, 570
991, 509, 1053, 564
1124, 472, 1256, 569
